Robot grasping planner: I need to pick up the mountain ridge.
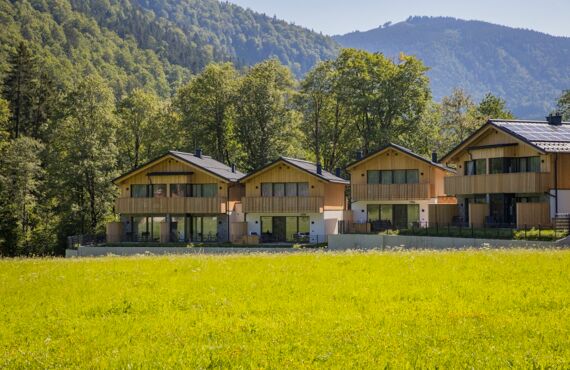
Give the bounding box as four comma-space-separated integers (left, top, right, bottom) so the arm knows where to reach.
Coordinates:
334, 16, 570, 118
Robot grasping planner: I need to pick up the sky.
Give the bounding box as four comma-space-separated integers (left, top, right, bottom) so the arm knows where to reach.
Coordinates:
226, 0, 570, 37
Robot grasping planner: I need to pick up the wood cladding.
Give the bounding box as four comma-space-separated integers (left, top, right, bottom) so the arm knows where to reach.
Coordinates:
516, 203, 551, 228
444, 172, 551, 195
351, 183, 430, 201
241, 196, 324, 213
115, 197, 227, 214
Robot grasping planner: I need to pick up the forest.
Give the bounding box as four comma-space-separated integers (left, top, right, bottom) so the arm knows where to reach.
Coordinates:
0, 0, 569, 256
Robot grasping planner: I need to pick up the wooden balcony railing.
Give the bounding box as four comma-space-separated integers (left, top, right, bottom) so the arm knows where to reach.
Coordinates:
242, 196, 324, 213
351, 183, 430, 201
444, 172, 552, 196
115, 197, 227, 215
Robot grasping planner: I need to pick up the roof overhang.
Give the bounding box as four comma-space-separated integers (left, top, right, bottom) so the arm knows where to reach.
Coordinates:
112, 152, 232, 184
440, 121, 547, 164
240, 157, 349, 184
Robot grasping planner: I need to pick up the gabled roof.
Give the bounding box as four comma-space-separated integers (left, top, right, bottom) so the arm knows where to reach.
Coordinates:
345, 143, 455, 173
441, 119, 570, 162
113, 151, 245, 183
240, 156, 349, 184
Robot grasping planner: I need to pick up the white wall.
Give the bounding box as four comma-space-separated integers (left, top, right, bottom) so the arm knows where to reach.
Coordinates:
351, 200, 432, 224
550, 189, 570, 217
323, 210, 344, 235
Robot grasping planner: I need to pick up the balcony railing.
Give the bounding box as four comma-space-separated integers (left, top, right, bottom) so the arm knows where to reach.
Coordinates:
115, 197, 227, 215
444, 172, 552, 196
351, 183, 430, 201
241, 196, 324, 213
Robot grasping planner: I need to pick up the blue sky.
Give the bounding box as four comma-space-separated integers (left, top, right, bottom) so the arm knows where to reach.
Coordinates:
226, 0, 570, 37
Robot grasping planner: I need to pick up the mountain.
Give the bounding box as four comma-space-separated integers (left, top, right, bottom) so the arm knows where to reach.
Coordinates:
0, 0, 338, 97
334, 16, 570, 118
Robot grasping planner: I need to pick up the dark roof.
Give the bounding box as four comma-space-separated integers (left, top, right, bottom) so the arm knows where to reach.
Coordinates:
346, 143, 456, 173
441, 119, 570, 162
113, 151, 245, 183
491, 119, 570, 152
240, 156, 349, 184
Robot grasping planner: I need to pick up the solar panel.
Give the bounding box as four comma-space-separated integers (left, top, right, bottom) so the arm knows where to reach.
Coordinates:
493, 121, 570, 142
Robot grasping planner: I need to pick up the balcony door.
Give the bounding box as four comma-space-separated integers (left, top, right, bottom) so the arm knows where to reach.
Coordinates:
393, 205, 408, 229
489, 194, 516, 226
272, 217, 287, 242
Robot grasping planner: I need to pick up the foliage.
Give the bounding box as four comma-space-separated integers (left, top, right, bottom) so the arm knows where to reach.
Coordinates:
1, 251, 569, 367
513, 228, 568, 241
335, 16, 570, 118
174, 63, 240, 164
234, 59, 302, 171
558, 90, 570, 121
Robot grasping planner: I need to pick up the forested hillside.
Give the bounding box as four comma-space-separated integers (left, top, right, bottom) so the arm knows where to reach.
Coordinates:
0, 0, 338, 98
335, 16, 570, 118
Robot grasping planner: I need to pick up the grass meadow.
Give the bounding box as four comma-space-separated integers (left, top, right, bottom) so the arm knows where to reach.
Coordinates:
1, 249, 569, 368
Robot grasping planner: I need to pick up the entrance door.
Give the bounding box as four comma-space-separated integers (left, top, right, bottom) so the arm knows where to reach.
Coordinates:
489, 194, 516, 226
272, 217, 287, 242
393, 205, 408, 229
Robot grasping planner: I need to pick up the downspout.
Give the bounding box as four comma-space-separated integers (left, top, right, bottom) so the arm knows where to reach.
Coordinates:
227, 183, 231, 243
555, 153, 559, 215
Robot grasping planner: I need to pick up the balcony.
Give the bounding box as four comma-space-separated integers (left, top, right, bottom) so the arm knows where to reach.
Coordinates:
242, 196, 324, 213
351, 183, 431, 202
444, 172, 552, 196
115, 197, 227, 215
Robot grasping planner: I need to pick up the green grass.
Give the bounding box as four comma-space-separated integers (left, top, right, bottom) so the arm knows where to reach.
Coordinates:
1, 250, 569, 368
396, 226, 566, 240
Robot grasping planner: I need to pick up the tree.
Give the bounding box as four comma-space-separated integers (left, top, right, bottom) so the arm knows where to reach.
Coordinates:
175, 63, 240, 164
474, 93, 514, 121
117, 89, 163, 170
2, 42, 37, 139
234, 59, 301, 170
332, 49, 431, 154
557, 90, 570, 121
438, 88, 478, 154
0, 137, 45, 256
48, 75, 118, 236
297, 61, 357, 171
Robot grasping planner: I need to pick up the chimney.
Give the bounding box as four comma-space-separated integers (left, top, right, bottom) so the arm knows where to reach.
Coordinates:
432, 151, 438, 163
547, 113, 563, 126
316, 163, 323, 175
356, 150, 363, 160
231, 163, 236, 173
195, 148, 202, 158
335, 168, 341, 177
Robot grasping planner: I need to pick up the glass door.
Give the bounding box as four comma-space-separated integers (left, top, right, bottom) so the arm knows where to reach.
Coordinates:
272, 217, 287, 242
393, 205, 408, 229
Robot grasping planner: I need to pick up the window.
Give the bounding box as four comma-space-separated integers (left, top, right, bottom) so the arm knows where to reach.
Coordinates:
367, 171, 380, 184
367, 170, 420, 184
261, 183, 310, 197
465, 159, 486, 175
380, 205, 393, 222
406, 170, 419, 184
367, 204, 380, 221
131, 185, 148, 198
407, 205, 420, 225
261, 183, 273, 197
170, 184, 189, 197
152, 184, 167, 198
273, 183, 285, 197
393, 170, 407, 184
261, 216, 273, 234
489, 156, 541, 174
286, 183, 298, 196
298, 183, 309, 196
201, 184, 217, 197
299, 216, 310, 234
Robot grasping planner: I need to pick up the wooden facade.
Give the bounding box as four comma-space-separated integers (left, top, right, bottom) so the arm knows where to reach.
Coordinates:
241, 160, 346, 213
444, 172, 551, 196
242, 196, 324, 213
115, 197, 227, 215
113, 154, 240, 215
347, 146, 452, 202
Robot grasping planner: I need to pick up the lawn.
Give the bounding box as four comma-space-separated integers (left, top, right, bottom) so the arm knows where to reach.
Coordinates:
1, 250, 569, 368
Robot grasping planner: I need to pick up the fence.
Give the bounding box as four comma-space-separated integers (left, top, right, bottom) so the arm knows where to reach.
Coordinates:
339, 221, 566, 241
67, 234, 106, 249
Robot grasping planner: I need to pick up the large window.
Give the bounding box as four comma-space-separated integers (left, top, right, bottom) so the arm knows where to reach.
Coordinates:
131, 184, 166, 198
191, 216, 218, 241
489, 157, 541, 174
260, 183, 310, 197
367, 204, 419, 229
367, 170, 420, 184
169, 184, 218, 198
132, 216, 165, 241
464, 159, 486, 175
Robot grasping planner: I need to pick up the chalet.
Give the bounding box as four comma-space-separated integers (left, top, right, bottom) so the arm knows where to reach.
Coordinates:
239, 157, 349, 243
108, 150, 245, 243
440, 115, 570, 228
345, 143, 456, 231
